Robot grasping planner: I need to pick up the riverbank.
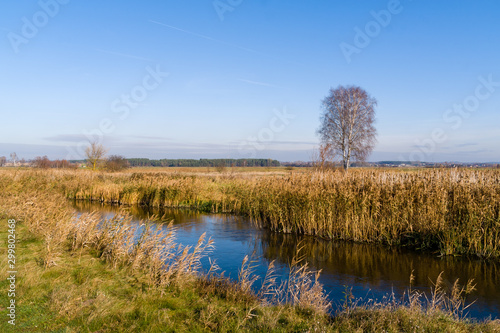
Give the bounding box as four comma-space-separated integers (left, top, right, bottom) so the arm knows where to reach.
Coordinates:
1, 169, 331, 331
1, 168, 500, 331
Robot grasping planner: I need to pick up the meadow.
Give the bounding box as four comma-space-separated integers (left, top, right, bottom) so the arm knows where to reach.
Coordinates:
1, 167, 500, 332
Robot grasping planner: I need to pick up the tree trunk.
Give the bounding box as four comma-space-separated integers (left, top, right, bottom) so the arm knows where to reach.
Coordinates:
343, 147, 351, 171
343, 158, 349, 171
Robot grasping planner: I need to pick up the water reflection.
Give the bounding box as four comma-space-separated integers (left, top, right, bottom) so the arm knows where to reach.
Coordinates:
259, 233, 499, 319
72, 201, 499, 320
73, 200, 203, 224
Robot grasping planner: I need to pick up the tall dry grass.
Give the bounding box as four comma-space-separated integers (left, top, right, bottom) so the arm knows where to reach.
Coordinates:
252, 168, 500, 258
234, 245, 330, 314
0, 169, 331, 316
34, 167, 500, 259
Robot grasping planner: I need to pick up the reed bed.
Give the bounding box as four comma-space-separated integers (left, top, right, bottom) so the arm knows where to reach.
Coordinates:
30, 167, 500, 259
252, 168, 500, 258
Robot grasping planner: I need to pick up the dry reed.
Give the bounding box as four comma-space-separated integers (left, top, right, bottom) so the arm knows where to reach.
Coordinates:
23, 167, 500, 258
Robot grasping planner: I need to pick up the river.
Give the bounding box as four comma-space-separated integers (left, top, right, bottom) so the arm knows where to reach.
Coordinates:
73, 201, 499, 320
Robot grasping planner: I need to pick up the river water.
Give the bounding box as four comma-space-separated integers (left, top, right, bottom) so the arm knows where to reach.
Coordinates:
73, 201, 499, 320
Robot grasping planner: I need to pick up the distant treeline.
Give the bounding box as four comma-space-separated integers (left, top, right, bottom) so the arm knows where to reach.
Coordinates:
126, 158, 281, 167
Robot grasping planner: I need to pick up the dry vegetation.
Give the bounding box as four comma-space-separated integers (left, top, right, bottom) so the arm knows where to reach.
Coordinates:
49, 167, 500, 259
1, 167, 500, 331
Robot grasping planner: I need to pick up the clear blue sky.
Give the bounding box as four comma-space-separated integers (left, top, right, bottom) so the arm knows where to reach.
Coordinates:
1, 0, 499, 162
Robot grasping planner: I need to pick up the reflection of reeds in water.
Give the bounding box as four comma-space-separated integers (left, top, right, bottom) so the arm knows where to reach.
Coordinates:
72, 200, 203, 224
258, 232, 500, 308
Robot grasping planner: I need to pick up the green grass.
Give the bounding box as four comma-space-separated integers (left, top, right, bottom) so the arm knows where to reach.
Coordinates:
0, 221, 334, 332
0, 224, 62, 332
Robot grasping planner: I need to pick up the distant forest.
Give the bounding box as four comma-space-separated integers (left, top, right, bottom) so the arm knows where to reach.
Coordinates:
126, 158, 281, 167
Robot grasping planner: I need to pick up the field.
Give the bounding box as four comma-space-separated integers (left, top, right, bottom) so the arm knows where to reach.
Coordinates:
1, 167, 500, 332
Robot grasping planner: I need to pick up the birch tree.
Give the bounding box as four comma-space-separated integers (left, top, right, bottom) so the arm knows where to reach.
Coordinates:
318, 85, 377, 171
10, 152, 17, 166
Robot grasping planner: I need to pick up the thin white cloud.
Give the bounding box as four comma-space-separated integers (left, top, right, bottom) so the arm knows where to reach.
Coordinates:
455, 143, 478, 148
228, 140, 317, 146
238, 78, 280, 88
96, 48, 153, 62
44, 134, 89, 143
130, 135, 173, 141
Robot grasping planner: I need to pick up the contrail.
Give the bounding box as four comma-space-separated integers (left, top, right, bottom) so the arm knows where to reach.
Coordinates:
96, 48, 153, 62
149, 19, 302, 66
149, 20, 262, 54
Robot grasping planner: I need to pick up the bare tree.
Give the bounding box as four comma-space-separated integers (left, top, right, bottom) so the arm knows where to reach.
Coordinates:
85, 142, 107, 170
318, 85, 377, 171
0, 156, 6, 167
10, 152, 18, 166
311, 146, 334, 171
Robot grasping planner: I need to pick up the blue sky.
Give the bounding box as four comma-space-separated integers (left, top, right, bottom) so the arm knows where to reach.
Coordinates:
1, 0, 499, 162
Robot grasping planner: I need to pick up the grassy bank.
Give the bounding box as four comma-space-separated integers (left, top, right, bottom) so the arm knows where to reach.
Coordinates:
0, 221, 334, 332
26, 167, 500, 259
0, 169, 331, 332
1, 169, 500, 331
